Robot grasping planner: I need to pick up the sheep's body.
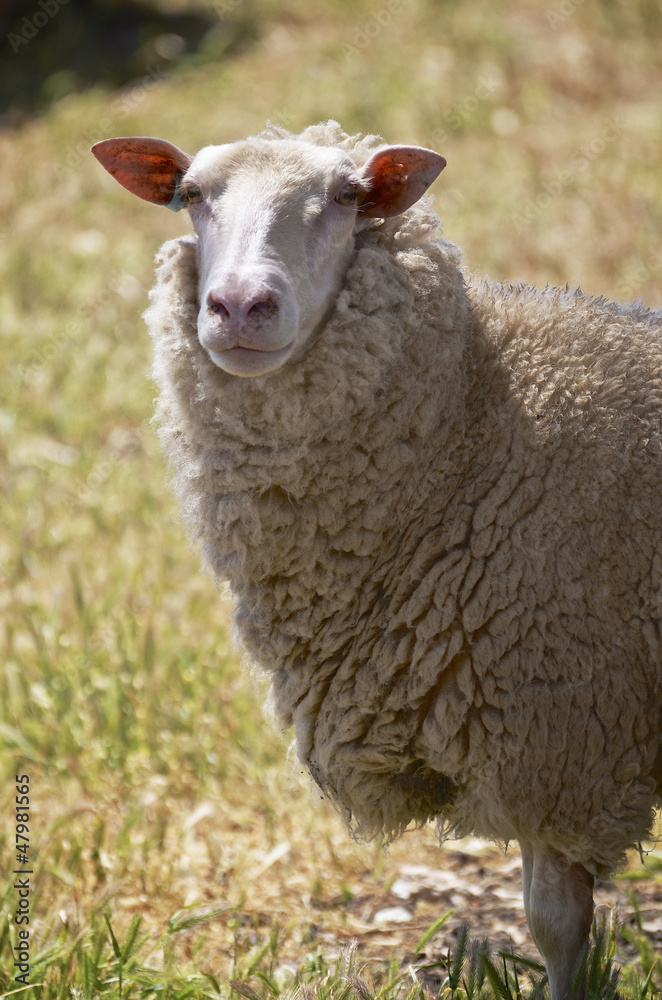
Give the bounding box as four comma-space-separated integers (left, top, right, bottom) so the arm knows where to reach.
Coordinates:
95, 120, 662, 999
147, 210, 662, 880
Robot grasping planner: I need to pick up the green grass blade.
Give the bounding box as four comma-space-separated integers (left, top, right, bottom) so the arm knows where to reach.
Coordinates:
104, 912, 122, 960
415, 910, 454, 954
481, 954, 514, 1000
167, 905, 228, 934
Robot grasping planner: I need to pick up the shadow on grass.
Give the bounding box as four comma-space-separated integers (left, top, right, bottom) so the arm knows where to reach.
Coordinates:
0, 0, 259, 127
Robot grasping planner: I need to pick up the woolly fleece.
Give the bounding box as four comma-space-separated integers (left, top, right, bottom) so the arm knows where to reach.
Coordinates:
146, 122, 662, 877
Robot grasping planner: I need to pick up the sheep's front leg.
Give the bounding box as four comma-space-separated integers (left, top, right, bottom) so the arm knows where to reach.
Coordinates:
519, 840, 594, 1000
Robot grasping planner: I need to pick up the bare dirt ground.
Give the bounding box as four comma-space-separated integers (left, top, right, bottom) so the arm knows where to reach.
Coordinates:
301, 837, 662, 969
230, 838, 647, 1000
154, 803, 662, 981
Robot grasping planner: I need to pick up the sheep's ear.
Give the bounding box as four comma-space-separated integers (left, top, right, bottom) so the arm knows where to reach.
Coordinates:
358, 145, 446, 218
91, 137, 193, 211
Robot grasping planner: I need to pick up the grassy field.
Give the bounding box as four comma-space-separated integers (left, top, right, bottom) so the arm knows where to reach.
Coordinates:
2, 0, 662, 996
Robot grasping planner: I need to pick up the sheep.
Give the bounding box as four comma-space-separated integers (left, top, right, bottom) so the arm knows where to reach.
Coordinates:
92, 121, 662, 1000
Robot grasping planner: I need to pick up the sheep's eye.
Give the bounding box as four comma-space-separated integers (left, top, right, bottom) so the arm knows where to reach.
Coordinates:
334, 183, 358, 207
186, 186, 203, 204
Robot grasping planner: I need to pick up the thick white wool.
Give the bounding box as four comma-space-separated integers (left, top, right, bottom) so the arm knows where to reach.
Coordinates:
146, 125, 662, 877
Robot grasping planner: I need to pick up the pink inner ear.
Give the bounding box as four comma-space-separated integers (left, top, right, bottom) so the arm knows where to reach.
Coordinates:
359, 145, 446, 218
92, 137, 193, 206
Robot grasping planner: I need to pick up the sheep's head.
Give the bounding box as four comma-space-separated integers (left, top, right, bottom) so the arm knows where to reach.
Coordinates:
92, 131, 445, 377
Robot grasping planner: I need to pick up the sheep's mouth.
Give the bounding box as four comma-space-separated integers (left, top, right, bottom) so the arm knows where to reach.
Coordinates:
207, 344, 294, 377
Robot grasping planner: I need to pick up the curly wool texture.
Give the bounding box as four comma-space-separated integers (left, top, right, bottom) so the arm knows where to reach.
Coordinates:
147, 124, 662, 877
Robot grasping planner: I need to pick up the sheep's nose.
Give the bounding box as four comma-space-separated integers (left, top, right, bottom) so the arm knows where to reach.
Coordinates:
206, 288, 278, 326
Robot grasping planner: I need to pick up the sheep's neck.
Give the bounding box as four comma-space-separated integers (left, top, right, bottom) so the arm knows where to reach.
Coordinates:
204, 381, 470, 675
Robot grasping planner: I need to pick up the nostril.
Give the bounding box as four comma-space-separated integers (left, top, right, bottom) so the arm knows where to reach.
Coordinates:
206, 288, 279, 326
248, 296, 278, 320
206, 292, 230, 318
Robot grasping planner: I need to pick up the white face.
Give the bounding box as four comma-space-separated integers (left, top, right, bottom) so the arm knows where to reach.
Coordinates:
181, 141, 364, 377
94, 132, 445, 373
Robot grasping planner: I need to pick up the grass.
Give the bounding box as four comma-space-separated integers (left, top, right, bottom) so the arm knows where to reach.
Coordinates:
1, 0, 662, 995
